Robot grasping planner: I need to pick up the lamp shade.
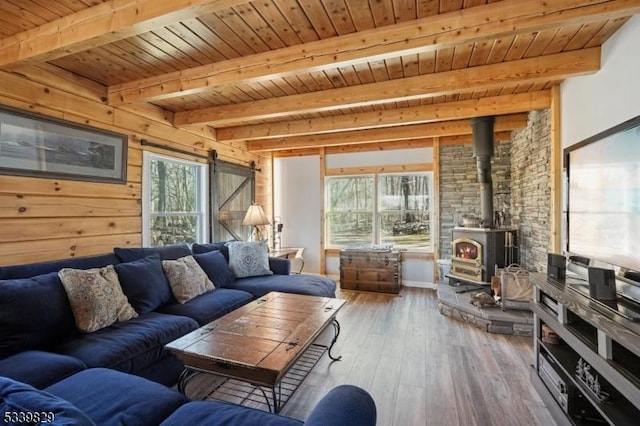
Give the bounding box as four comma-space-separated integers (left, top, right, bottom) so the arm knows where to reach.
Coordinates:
242, 204, 269, 226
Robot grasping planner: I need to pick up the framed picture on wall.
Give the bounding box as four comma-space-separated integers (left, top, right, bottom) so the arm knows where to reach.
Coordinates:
0, 105, 127, 183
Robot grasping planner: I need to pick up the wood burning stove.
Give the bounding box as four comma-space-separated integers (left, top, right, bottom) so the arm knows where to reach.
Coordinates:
450, 227, 518, 284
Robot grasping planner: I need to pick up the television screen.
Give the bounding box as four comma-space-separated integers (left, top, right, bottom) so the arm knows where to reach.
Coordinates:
566, 115, 640, 272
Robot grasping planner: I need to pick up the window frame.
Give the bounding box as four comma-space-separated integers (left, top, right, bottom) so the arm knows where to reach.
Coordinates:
142, 151, 208, 246
325, 171, 434, 251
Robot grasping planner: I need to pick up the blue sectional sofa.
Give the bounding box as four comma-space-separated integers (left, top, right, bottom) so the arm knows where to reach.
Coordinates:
0, 243, 369, 425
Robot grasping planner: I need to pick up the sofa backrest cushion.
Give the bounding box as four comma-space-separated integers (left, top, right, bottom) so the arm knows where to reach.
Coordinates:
0, 376, 96, 425
191, 241, 234, 261
113, 244, 191, 263
0, 253, 120, 280
114, 254, 174, 313
192, 250, 236, 288
0, 272, 77, 359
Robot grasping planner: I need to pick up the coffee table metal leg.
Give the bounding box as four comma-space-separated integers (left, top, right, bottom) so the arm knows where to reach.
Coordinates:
327, 319, 342, 361
257, 382, 282, 413
177, 369, 198, 394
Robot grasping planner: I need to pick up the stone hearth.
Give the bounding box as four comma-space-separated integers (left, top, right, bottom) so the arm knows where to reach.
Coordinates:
437, 284, 533, 336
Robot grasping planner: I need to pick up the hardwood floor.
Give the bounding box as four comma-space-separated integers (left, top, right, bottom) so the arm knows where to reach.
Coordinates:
278, 286, 557, 426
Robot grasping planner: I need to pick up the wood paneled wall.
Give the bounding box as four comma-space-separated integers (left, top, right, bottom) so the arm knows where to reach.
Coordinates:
0, 65, 270, 266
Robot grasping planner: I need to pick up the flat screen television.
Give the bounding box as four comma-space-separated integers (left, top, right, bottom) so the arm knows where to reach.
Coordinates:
564, 115, 640, 273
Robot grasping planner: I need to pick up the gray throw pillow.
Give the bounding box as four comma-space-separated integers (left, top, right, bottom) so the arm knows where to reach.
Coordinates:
227, 240, 274, 278
161, 255, 214, 303
58, 266, 138, 333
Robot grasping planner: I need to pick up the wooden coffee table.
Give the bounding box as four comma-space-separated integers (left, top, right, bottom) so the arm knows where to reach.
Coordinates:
165, 291, 345, 413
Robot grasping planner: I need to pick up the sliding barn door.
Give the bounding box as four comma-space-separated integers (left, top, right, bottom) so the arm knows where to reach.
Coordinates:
210, 160, 254, 242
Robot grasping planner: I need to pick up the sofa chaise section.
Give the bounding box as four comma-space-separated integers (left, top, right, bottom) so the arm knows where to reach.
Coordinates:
233, 273, 337, 298
192, 242, 337, 298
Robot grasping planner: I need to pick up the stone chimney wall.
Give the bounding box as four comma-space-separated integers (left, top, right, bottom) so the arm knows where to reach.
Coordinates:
438, 109, 550, 267
509, 109, 552, 272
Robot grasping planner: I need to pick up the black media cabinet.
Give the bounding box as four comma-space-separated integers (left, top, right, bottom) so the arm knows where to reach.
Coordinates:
530, 273, 640, 425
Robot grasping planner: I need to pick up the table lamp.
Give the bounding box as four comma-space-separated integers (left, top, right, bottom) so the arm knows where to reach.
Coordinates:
242, 204, 269, 240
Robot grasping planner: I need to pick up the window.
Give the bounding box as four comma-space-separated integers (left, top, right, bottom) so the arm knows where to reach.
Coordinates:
326, 172, 433, 249
143, 152, 207, 246
326, 175, 374, 246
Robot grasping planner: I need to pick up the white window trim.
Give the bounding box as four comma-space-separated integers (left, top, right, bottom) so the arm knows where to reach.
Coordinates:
142, 151, 208, 246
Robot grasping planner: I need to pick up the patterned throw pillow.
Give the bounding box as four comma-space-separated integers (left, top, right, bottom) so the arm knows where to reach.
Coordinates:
58, 266, 138, 333
227, 240, 274, 278
161, 255, 214, 304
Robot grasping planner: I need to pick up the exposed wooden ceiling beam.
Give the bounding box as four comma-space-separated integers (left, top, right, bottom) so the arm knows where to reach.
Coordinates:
0, 0, 251, 67
272, 132, 513, 158
107, 0, 639, 105
217, 91, 551, 142
248, 114, 528, 152
174, 49, 598, 126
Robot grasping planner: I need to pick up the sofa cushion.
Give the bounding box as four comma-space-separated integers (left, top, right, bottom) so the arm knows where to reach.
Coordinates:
114, 244, 192, 262
232, 274, 337, 298
160, 400, 302, 426
157, 288, 253, 325
162, 256, 214, 303
115, 254, 173, 313
227, 240, 274, 278
192, 241, 233, 260
0, 253, 120, 280
46, 368, 187, 426
52, 312, 198, 374
58, 265, 138, 333
0, 351, 86, 389
0, 376, 95, 426
193, 250, 236, 288
0, 272, 77, 359
304, 385, 377, 426
269, 257, 291, 275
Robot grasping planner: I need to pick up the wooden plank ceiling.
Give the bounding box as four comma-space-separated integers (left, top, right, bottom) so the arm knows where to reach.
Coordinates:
0, 0, 637, 153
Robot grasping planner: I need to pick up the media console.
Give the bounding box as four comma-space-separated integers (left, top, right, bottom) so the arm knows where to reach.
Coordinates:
530, 273, 640, 425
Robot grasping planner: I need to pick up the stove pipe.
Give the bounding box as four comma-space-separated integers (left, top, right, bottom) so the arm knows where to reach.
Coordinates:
471, 116, 495, 228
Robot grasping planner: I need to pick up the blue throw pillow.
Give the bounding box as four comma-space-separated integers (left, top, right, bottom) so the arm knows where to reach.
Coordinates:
227, 241, 274, 278
113, 244, 191, 262
114, 254, 173, 313
0, 376, 95, 425
192, 241, 234, 261
0, 273, 77, 359
193, 250, 236, 288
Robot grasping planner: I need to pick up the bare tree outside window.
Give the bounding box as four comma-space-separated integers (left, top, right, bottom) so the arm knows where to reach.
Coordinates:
379, 174, 431, 247
326, 175, 374, 246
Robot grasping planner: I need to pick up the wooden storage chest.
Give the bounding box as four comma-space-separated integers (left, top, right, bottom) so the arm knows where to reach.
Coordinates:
339, 248, 402, 294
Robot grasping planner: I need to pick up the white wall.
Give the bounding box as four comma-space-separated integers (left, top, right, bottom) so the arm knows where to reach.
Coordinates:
561, 15, 640, 148
274, 156, 322, 273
